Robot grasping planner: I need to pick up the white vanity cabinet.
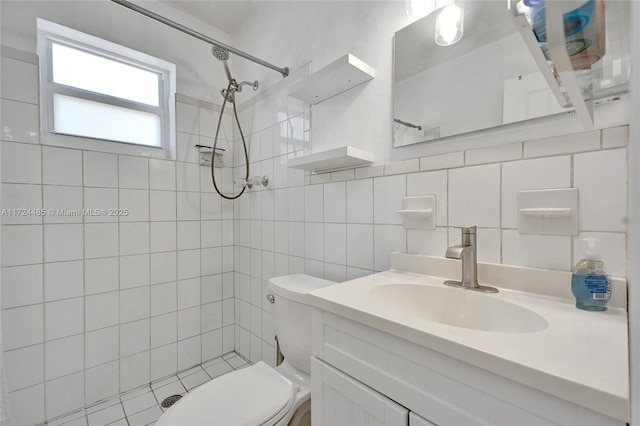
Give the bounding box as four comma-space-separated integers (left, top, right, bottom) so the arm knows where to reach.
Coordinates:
311, 309, 625, 426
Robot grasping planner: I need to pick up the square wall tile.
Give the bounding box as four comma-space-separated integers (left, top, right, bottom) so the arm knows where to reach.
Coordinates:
501, 156, 571, 229
177, 336, 201, 371
85, 223, 119, 259
449, 164, 500, 228
178, 278, 201, 310
151, 312, 177, 348
5, 344, 44, 392
119, 189, 149, 222
150, 191, 177, 222
85, 361, 119, 405
85, 292, 119, 331
120, 254, 150, 289
324, 182, 346, 223
45, 334, 84, 380
9, 384, 45, 426
44, 224, 83, 262
288, 187, 305, 222
151, 282, 177, 317
1, 264, 43, 309
324, 223, 346, 265
305, 223, 324, 261
201, 220, 222, 249
151, 343, 177, 381
120, 222, 150, 255
178, 249, 200, 280
45, 371, 84, 420
149, 159, 176, 190
149, 251, 176, 286
574, 149, 627, 232
120, 286, 150, 323
85, 257, 119, 295
502, 230, 571, 270
0, 99, 39, 143
177, 162, 200, 192
201, 192, 222, 220
178, 221, 201, 250
1, 224, 43, 266
347, 179, 373, 223
120, 351, 150, 392
1, 142, 41, 184
178, 306, 201, 340
9, 383, 45, 425
86, 326, 119, 368
119, 155, 149, 189
177, 132, 199, 164
150, 221, 177, 252
83, 151, 118, 188
43, 146, 82, 186
374, 225, 406, 271
305, 185, 323, 222
201, 274, 223, 304
45, 297, 84, 341
374, 175, 406, 225
177, 191, 201, 221
407, 228, 448, 257
43, 185, 83, 224
1, 57, 39, 104
2, 304, 43, 350
120, 319, 150, 357
347, 224, 374, 270
1, 183, 42, 224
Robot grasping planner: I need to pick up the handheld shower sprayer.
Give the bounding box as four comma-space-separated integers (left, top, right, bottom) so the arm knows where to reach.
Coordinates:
211, 45, 259, 102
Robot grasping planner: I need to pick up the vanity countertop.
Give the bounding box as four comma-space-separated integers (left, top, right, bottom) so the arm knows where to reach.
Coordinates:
307, 254, 629, 422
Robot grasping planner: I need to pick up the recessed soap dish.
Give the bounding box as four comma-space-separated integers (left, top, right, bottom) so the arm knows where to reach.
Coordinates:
397, 196, 435, 230
517, 188, 578, 235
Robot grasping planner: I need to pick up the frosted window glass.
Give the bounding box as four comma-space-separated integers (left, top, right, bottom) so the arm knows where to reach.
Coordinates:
52, 42, 160, 106
53, 94, 161, 147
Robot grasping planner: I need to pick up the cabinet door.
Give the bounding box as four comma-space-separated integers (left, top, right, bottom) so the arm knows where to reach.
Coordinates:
311, 357, 408, 426
409, 412, 437, 426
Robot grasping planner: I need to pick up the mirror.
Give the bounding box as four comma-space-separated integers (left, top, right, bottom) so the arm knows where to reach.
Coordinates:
392, 0, 630, 147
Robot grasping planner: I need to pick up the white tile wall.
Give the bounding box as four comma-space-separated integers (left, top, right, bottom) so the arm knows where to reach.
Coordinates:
2, 52, 234, 424
230, 74, 630, 369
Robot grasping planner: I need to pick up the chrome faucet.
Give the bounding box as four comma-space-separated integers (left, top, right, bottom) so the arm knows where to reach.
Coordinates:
444, 226, 498, 293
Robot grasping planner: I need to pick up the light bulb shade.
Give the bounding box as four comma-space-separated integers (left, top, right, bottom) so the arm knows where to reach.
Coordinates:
435, 2, 464, 46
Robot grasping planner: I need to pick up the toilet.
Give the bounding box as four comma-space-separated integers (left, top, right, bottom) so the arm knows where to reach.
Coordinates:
155, 274, 335, 426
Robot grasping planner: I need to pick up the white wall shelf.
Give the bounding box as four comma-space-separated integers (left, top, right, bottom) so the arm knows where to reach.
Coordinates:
287, 146, 373, 173
289, 54, 375, 104
397, 196, 436, 230
518, 188, 578, 235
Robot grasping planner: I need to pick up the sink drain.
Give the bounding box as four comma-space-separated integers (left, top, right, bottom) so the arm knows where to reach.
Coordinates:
161, 394, 182, 408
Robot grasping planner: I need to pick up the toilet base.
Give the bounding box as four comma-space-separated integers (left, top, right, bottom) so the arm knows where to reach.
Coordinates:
287, 399, 311, 426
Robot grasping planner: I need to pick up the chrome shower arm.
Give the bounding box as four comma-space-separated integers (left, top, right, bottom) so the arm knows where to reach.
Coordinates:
110, 0, 290, 78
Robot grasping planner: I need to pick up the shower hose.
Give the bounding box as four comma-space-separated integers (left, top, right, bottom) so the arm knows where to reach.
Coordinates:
210, 79, 250, 200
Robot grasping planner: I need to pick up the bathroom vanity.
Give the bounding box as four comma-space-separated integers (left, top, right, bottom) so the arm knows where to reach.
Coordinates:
308, 254, 629, 425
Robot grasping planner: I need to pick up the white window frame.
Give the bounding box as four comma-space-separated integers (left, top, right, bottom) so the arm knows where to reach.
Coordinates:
37, 18, 176, 159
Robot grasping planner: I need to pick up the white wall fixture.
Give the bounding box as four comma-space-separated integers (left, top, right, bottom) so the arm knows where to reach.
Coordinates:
287, 146, 373, 173
518, 188, 578, 235
197, 145, 224, 167
288, 54, 375, 104
396, 195, 435, 230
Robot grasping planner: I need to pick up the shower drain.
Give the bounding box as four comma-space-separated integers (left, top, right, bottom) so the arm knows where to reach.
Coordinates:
161, 394, 182, 408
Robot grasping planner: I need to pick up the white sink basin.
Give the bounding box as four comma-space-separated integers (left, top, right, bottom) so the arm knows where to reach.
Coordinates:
370, 283, 548, 333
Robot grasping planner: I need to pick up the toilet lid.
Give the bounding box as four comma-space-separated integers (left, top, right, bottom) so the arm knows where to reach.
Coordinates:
156, 361, 298, 426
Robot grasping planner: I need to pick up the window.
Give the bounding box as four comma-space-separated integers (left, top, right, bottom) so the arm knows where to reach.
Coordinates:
37, 19, 176, 158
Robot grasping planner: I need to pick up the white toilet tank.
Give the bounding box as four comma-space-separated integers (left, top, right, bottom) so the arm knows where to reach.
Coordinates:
268, 274, 335, 375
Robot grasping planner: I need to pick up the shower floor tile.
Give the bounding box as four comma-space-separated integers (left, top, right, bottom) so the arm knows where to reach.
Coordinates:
44, 351, 251, 426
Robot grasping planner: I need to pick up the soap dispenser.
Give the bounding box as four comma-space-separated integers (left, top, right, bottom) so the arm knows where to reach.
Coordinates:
571, 238, 611, 311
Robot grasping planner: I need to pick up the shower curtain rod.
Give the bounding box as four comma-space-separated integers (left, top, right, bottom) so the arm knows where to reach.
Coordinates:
110, 0, 290, 78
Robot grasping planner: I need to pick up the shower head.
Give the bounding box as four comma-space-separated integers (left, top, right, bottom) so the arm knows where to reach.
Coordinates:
212, 46, 233, 82
211, 45, 229, 61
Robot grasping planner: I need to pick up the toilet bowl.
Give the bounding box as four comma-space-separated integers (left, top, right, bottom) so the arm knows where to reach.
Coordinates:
155, 274, 334, 426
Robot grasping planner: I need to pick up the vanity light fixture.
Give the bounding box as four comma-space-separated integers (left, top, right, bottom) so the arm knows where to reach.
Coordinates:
435, 1, 464, 46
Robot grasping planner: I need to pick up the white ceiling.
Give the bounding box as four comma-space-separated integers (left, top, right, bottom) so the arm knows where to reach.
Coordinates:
161, 1, 256, 34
